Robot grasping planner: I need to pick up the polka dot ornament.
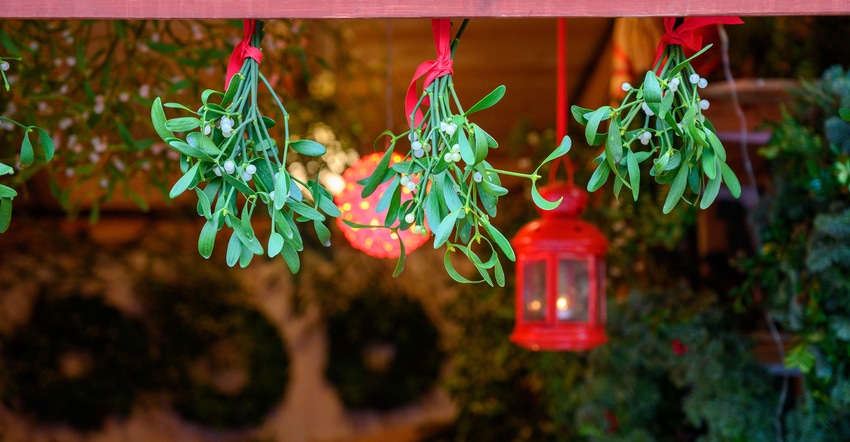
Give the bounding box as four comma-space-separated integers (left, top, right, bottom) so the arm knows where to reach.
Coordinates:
335, 152, 429, 258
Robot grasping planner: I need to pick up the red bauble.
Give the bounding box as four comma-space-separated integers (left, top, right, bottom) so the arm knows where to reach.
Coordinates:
335, 152, 429, 259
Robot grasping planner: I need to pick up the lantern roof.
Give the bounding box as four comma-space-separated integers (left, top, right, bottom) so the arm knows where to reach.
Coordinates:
512, 182, 608, 255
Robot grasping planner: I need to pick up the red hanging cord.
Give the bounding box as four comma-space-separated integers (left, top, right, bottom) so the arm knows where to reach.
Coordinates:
551, 17, 575, 186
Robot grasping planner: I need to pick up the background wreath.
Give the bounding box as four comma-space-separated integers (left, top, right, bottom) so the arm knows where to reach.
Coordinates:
324, 293, 443, 410
140, 271, 291, 430
0, 293, 153, 430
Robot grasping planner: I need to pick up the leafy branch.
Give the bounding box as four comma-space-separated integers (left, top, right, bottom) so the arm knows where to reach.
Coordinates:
151, 20, 339, 271
350, 20, 571, 286
573, 43, 741, 214
0, 56, 55, 233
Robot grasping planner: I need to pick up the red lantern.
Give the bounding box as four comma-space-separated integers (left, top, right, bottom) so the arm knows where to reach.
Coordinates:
510, 182, 608, 351
335, 152, 429, 259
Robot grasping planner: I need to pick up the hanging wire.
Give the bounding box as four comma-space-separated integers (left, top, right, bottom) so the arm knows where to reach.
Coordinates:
718, 23, 786, 442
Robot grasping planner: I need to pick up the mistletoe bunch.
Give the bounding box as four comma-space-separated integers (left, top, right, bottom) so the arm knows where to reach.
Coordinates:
0, 55, 54, 232
573, 17, 743, 214
354, 19, 570, 286
151, 20, 338, 272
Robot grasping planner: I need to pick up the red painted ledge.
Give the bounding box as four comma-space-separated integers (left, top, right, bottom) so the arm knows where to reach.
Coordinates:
3, 0, 850, 19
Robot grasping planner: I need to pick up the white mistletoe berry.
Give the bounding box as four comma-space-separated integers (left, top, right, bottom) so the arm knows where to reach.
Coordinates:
223, 160, 236, 174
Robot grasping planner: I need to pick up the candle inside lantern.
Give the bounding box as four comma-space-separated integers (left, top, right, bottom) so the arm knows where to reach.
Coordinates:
556, 295, 570, 320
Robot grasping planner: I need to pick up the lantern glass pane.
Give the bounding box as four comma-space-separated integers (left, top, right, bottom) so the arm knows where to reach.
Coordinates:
556, 258, 588, 322
523, 259, 546, 321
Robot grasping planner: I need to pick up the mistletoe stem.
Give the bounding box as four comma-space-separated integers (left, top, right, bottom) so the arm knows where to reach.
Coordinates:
449, 19, 470, 59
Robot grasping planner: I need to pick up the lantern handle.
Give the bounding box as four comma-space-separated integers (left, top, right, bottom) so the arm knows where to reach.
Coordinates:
549, 17, 576, 188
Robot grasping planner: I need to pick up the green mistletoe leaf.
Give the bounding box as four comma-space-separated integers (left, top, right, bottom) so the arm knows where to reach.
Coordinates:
19, 132, 34, 167
465, 85, 506, 115
0, 198, 11, 233
291, 139, 326, 157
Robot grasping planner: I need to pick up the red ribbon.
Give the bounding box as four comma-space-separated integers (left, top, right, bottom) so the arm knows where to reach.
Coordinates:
225, 19, 263, 89
653, 16, 743, 65
404, 19, 454, 128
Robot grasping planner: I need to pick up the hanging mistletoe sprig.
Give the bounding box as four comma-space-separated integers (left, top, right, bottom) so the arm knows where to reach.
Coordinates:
572, 17, 743, 214
151, 20, 339, 271
1, 56, 55, 233
352, 19, 571, 286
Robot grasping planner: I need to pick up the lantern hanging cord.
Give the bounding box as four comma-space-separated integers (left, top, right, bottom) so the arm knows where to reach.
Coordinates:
551, 17, 575, 186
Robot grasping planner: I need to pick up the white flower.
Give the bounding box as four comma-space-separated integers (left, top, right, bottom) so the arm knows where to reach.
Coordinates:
139, 84, 150, 98
404, 213, 415, 224
689, 73, 700, 84
245, 164, 257, 175
241, 171, 252, 181
269, 190, 276, 201
93, 95, 105, 114
411, 140, 422, 151
699, 99, 710, 110
639, 131, 652, 145
400, 175, 410, 186
473, 171, 483, 182
408, 131, 418, 142
203, 124, 212, 136
444, 152, 453, 162
451, 144, 460, 153
92, 136, 108, 153
413, 149, 425, 158
621, 82, 631, 92
452, 152, 461, 163
405, 181, 416, 191
213, 166, 222, 176
0, 61, 9, 71
641, 102, 655, 116
698, 78, 708, 89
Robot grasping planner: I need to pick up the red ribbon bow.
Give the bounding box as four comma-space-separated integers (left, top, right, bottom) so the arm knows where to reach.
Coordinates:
404, 19, 454, 128
225, 19, 264, 89
654, 16, 744, 66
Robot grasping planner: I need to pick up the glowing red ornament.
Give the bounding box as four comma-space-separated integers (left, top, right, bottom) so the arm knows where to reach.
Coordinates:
335, 152, 429, 259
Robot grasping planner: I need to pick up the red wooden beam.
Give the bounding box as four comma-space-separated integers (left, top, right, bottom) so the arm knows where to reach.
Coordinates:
4, 0, 850, 19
